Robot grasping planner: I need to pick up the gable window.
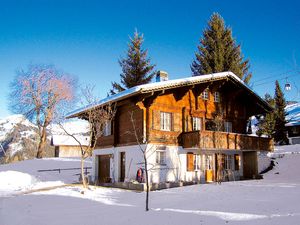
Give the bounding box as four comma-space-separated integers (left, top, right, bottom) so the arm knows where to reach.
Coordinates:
160, 112, 172, 131
192, 117, 202, 131
224, 121, 232, 133
156, 148, 166, 165
214, 92, 220, 103
202, 89, 209, 100
103, 120, 112, 136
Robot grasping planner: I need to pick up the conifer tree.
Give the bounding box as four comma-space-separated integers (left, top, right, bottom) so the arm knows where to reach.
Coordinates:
257, 93, 275, 137
191, 13, 251, 83
273, 80, 288, 144
110, 30, 156, 94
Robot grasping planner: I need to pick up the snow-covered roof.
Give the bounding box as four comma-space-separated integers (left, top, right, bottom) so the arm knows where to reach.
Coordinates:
51, 135, 90, 146
67, 71, 270, 118
286, 103, 300, 126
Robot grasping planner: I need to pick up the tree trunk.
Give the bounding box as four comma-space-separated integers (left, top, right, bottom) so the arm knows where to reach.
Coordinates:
36, 127, 47, 158
81, 155, 88, 188
144, 155, 149, 211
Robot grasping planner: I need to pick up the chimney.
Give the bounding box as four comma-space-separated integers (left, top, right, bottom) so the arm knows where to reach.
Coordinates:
156, 71, 168, 82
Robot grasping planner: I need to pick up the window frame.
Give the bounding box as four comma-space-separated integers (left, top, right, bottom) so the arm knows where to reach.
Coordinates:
192, 117, 202, 131
202, 89, 209, 100
214, 91, 220, 103
194, 154, 201, 171
224, 121, 232, 133
160, 112, 172, 131
103, 120, 112, 136
156, 150, 167, 165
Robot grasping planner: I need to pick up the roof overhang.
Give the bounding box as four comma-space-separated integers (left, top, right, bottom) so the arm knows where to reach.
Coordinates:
67, 71, 272, 118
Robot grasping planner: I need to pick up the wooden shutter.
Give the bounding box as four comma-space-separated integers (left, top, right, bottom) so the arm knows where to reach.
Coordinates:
173, 113, 181, 132
152, 110, 160, 130
187, 153, 194, 171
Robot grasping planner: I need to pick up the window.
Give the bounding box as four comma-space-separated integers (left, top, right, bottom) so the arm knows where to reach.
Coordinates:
214, 92, 220, 103
205, 120, 216, 131
234, 154, 240, 171
194, 154, 200, 171
224, 121, 232, 133
205, 155, 213, 170
103, 120, 112, 136
156, 150, 166, 165
202, 89, 209, 100
187, 152, 194, 171
193, 117, 202, 131
160, 112, 172, 131
224, 155, 233, 170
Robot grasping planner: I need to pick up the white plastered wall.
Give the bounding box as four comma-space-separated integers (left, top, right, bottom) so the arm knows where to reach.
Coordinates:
92, 144, 244, 184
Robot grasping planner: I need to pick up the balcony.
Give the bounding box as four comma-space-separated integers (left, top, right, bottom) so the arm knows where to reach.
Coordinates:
181, 130, 274, 151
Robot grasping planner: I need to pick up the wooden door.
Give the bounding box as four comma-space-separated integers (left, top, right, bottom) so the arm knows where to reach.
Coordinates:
205, 154, 214, 182
98, 155, 111, 183
243, 151, 258, 179
120, 152, 126, 182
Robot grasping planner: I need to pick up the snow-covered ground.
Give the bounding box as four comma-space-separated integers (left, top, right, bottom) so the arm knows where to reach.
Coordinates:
1, 146, 300, 225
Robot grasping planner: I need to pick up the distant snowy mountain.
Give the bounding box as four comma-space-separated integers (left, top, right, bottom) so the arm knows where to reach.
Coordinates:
0, 114, 89, 163
286, 102, 300, 126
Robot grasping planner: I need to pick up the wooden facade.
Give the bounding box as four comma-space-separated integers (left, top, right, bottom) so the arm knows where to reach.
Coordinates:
95, 78, 272, 151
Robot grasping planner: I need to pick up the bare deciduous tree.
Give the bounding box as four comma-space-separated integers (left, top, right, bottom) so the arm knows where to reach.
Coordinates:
129, 112, 152, 211
9, 64, 76, 158
61, 85, 116, 188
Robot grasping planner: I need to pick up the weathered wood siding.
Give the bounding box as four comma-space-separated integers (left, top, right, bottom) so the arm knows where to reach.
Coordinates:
96, 80, 269, 148
96, 99, 143, 148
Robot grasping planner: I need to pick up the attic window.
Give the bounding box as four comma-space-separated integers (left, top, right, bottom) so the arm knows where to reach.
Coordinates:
214, 92, 220, 103
202, 89, 209, 100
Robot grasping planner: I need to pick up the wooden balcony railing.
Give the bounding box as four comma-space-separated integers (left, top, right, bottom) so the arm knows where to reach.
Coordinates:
181, 130, 274, 151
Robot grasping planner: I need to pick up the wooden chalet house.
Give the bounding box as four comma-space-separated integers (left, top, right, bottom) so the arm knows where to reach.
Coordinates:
68, 71, 273, 189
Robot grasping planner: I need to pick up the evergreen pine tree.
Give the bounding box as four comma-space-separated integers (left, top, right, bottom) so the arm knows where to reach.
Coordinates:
110, 30, 156, 94
191, 13, 251, 83
273, 80, 289, 144
256, 93, 275, 137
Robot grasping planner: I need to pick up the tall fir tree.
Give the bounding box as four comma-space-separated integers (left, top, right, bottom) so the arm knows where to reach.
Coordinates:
110, 30, 156, 94
273, 80, 289, 144
191, 13, 252, 83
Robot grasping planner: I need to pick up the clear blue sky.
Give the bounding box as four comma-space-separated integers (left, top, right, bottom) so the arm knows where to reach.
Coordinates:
0, 0, 299, 118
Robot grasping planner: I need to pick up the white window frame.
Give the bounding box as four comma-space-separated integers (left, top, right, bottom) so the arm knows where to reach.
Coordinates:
160, 112, 172, 131
214, 91, 220, 103
103, 120, 112, 136
224, 121, 232, 133
192, 117, 202, 131
194, 154, 200, 171
202, 89, 209, 100
156, 150, 166, 165
205, 155, 213, 170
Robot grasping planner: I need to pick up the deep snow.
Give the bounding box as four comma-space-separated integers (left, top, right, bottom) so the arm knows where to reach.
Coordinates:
1, 146, 300, 225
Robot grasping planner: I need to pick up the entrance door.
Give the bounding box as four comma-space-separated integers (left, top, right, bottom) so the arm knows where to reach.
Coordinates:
243, 151, 258, 179
120, 152, 126, 182
205, 155, 214, 182
98, 155, 111, 183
